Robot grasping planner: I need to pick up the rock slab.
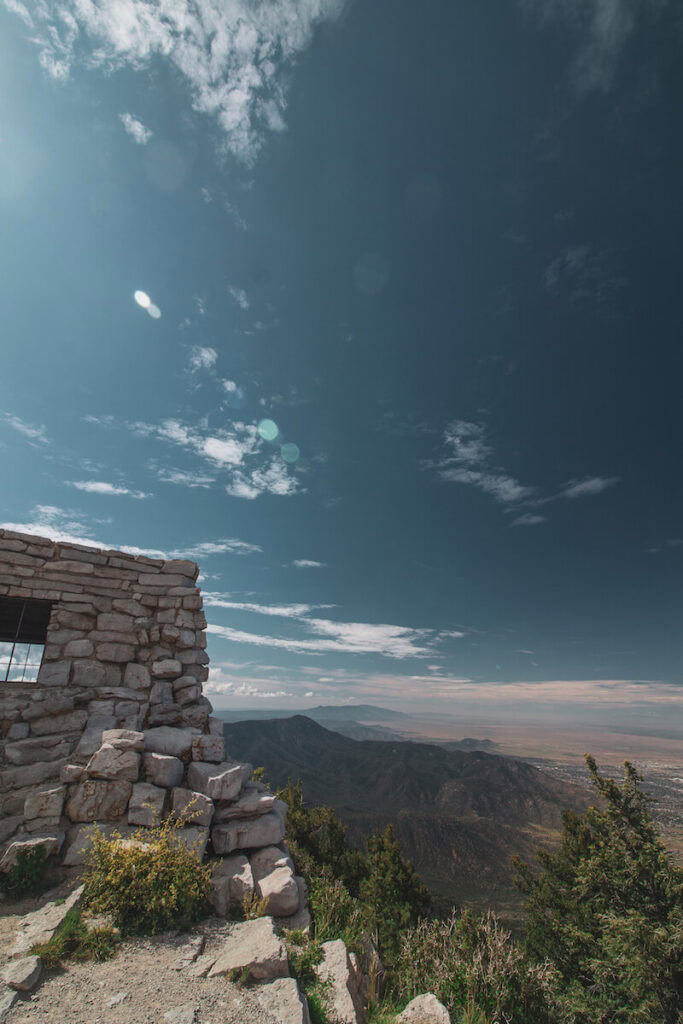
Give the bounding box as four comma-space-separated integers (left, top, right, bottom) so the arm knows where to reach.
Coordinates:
396, 994, 451, 1024
208, 917, 289, 981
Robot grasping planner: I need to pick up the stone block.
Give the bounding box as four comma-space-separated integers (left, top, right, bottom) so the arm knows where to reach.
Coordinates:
208, 917, 289, 981
186, 761, 242, 801
74, 716, 117, 759
212, 811, 285, 855
7, 722, 29, 740
72, 660, 107, 686
191, 734, 224, 763
257, 866, 300, 917
147, 704, 183, 727
208, 716, 224, 736
24, 785, 66, 820
86, 744, 140, 782
29, 710, 87, 736
128, 782, 166, 827
1, 956, 42, 992
0, 833, 65, 871
96, 642, 136, 662
123, 663, 151, 690
22, 696, 74, 722
213, 785, 275, 823
142, 752, 184, 788
151, 658, 182, 678
182, 705, 210, 730
37, 660, 72, 686
171, 787, 214, 826
171, 826, 209, 860
5, 736, 74, 766
101, 728, 144, 752
65, 779, 132, 822
61, 823, 136, 866
143, 727, 193, 759
7, 885, 84, 957
209, 854, 254, 916
176, 684, 200, 707
60, 764, 85, 783
64, 638, 95, 658
97, 612, 135, 632
314, 940, 365, 1024
254, 978, 311, 1024
249, 845, 294, 882
150, 680, 174, 704
161, 559, 199, 580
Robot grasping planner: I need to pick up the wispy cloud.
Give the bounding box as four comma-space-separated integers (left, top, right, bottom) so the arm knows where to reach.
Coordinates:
433, 421, 534, 505
69, 480, 151, 499
228, 285, 250, 310
544, 243, 626, 305
292, 559, 327, 569
204, 596, 324, 618
226, 459, 302, 500
188, 346, 217, 372
559, 476, 620, 499
511, 513, 546, 527
3, 413, 49, 445
156, 468, 216, 489
11, 0, 347, 163
119, 112, 152, 144
0, 504, 260, 560
526, 0, 663, 95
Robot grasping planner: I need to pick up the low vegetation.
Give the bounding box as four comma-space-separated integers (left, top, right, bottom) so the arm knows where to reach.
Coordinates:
279, 757, 683, 1024
32, 908, 117, 966
0, 845, 51, 899
82, 817, 212, 936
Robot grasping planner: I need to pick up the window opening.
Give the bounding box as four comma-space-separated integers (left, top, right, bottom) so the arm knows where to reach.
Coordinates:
0, 598, 53, 682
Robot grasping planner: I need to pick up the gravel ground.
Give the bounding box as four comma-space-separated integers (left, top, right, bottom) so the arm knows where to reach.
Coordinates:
5, 920, 284, 1024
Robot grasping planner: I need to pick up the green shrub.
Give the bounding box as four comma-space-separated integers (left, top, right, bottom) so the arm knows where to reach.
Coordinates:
284, 929, 324, 984
393, 909, 560, 1024
308, 868, 373, 951
0, 846, 50, 899
241, 888, 270, 920
82, 819, 211, 936
32, 909, 117, 966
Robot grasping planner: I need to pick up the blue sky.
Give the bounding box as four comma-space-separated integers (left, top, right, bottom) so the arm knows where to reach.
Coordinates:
1, 0, 682, 725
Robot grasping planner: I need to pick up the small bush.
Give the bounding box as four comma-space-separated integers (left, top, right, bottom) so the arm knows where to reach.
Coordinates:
0, 846, 50, 899
308, 868, 373, 951
83, 819, 211, 936
284, 929, 324, 984
242, 889, 270, 920
32, 909, 117, 967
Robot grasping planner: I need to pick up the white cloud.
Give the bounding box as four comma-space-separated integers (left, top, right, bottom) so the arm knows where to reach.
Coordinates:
70, 480, 151, 499
511, 513, 546, 526
119, 112, 152, 144
226, 458, 301, 500
207, 620, 434, 658
3, 413, 49, 445
0, 504, 260, 560
292, 559, 327, 569
228, 285, 250, 310
544, 243, 625, 305
434, 420, 534, 505
560, 476, 620, 499
156, 468, 215, 488
188, 346, 218, 372
204, 596, 320, 617
11, 0, 347, 163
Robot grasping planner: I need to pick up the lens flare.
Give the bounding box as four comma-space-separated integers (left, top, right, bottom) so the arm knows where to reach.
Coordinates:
281, 442, 300, 463
134, 290, 151, 308
258, 419, 279, 441
147, 304, 162, 319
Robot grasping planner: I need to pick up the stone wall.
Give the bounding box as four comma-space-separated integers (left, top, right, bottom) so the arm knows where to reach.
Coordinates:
0, 528, 305, 923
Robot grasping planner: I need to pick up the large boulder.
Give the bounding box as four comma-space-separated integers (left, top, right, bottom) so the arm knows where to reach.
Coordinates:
171, 788, 214, 827
249, 845, 295, 882
208, 917, 289, 981
212, 811, 285, 855
0, 833, 64, 871
396, 994, 451, 1024
61, 824, 137, 866
24, 785, 66, 821
128, 782, 167, 827
85, 744, 140, 782
101, 729, 145, 752
213, 784, 275, 823
257, 866, 300, 917
314, 939, 365, 1024
65, 780, 132, 822
8, 886, 84, 957
254, 978, 312, 1024
186, 761, 243, 801
143, 727, 194, 759
209, 854, 254, 916
191, 734, 224, 763
143, 752, 184, 788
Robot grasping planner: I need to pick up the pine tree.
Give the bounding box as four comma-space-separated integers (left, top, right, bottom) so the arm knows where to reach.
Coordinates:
513, 755, 683, 1023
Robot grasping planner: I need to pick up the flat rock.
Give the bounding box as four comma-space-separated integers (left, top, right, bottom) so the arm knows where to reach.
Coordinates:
128, 782, 167, 827
8, 886, 84, 958
209, 854, 254, 916
1, 956, 42, 992
23, 785, 66, 821
61, 823, 137, 866
396, 994, 451, 1024
254, 978, 312, 1024
0, 832, 64, 871
249, 845, 294, 882
208, 917, 289, 981
0, 987, 18, 1021
101, 728, 145, 752
65, 779, 132, 822
187, 761, 243, 801
314, 939, 365, 1024
214, 784, 275, 823
74, 716, 118, 759
171, 826, 209, 860
86, 743, 140, 782
143, 727, 193, 759
171, 787, 214, 827
212, 810, 285, 855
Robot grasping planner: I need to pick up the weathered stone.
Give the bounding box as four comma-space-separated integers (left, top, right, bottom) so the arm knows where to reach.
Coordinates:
97, 612, 135, 632
101, 728, 144, 752
150, 680, 173, 704
162, 559, 199, 580
128, 782, 166, 827
0, 832, 64, 871
28, 709, 87, 736
86, 743, 140, 782
258, 866, 300, 917
214, 785, 275, 823
163, 1005, 197, 1024
254, 978, 312, 1024
61, 823, 136, 866
113, 598, 146, 616
5, 736, 74, 766
208, 716, 224, 736
182, 705, 210, 730
276, 876, 312, 933
24, 785, 66, 820
37, 660, 72, 686
212, 811, 285, 855
171, 788, 214, 826
175, 684, 200, 707
143, 727, 194, 759
7, 885, 83, 957
0, 987, 19, 1019
209, 854, 254, 916
60, 763, 85, 783
139, 573, 188, 587
65, 779, 132, 821
22, 696, 74, 721
1, 760, 65, 792
7, 722, 29, 740
208, 917, 289, 980
72, 660, 107, 686
64, 638, 94, 658
0, 815, 23, 843
186, 761, 243, 801
396, 994, 451, 1024
96, 642, 135, 662
151, 658, 182, 678
249, 845, 295, 882
147, 704, 183, 727
1, 957, 42, 992
123, 662, 151, 690
171, 826, 209, 859
74, 716, 117, 759
314, 940, 365, 1024
142, 752, 184, 788
55, 610, 94, 630
191, 733, 224, 763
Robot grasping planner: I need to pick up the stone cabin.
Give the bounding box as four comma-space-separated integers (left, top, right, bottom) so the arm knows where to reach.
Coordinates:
0, 528, 298, 919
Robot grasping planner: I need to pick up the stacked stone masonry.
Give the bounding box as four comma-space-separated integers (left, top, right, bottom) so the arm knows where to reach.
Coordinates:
0, 529, 305, 923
